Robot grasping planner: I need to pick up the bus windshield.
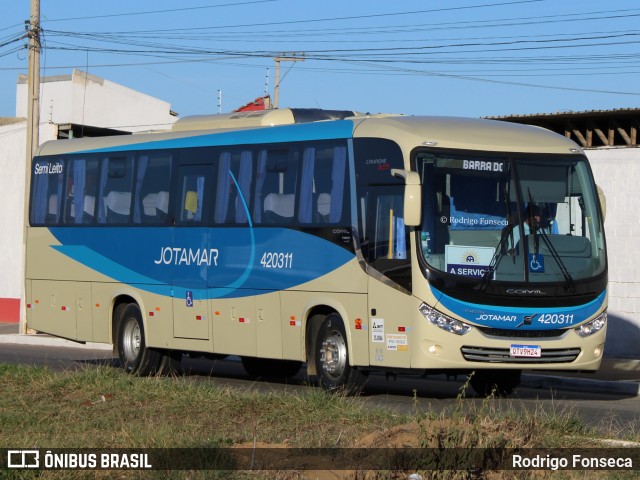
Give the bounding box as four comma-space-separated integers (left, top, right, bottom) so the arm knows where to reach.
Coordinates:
415, 151, 606, 284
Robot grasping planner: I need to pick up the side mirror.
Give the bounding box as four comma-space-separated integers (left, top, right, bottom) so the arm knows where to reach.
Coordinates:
596, 184, 606, 223
391, 169, 422, 226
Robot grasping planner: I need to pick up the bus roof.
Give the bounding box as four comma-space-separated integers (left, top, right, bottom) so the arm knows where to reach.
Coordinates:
34, 109, 583, 157
352, 115, 584, 155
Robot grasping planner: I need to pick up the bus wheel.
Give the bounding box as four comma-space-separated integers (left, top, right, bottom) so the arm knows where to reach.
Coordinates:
469, 369, 521, 397
315, 313, 367, 394
241, 357, 302, 379
117, 303, 162, 376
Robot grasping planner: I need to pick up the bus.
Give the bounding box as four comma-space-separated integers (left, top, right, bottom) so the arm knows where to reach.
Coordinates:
25, 108, 607, 396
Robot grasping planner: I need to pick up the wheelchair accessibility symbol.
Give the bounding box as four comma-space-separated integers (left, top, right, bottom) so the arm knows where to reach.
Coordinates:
186, 291, 193, 307
528, 253, 545, 273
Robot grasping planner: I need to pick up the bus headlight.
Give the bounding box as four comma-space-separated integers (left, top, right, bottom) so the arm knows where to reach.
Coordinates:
419, 303, 472, 335
574, 311, 607, 337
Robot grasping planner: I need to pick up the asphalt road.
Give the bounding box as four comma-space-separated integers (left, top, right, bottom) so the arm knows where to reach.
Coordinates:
2, 342, 639, 438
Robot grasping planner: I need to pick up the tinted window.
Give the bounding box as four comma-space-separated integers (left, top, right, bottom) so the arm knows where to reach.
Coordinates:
176, 165, 212, 225
31, 157, 66, 225
97, 156, 134, 224
134, 153, 172, 225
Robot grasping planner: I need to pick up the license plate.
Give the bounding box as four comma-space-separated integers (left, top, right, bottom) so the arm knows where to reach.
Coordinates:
510, 344, 541, 358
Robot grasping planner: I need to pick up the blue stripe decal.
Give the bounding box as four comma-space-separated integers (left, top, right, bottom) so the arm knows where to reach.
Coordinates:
431, 286, 606, 329
76, 120, 355, 154
49, 227, 354, 299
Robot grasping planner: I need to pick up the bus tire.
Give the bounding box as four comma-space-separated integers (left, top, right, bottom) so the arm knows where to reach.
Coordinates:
315, 313, 367, 394
117, 303, 162, 376
469, 369, 521, 397
241, 356, 302, 379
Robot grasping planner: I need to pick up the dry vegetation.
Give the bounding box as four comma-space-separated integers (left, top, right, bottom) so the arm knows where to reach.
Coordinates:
0, 364, 637, 480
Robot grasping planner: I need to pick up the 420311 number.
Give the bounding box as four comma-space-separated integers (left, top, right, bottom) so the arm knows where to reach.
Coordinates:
260, 252, 294, 269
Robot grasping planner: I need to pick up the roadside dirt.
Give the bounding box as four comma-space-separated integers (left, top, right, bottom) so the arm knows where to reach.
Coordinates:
231, 419, 523, 480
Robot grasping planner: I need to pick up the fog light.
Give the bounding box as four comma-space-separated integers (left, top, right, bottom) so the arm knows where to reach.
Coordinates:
428, 344, 442, 355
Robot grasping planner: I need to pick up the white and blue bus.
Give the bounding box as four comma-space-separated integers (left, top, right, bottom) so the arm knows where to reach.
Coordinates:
26, 108, 607, 395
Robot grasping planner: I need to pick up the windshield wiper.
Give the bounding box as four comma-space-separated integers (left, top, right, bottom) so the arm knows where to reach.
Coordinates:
538, 228, 576, 292
477, 222, 517, 292
478, 176, 516, 292
527, 190, 576, 293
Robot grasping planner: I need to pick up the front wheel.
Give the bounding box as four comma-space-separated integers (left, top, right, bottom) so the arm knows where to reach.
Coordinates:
117, 303, 163, 376
315, 313, 367, 394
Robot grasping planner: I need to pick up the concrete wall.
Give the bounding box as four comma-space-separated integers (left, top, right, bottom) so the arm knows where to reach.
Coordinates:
0, 121, 57, 322
587, 147, 640, 358
0, 70, 177, 323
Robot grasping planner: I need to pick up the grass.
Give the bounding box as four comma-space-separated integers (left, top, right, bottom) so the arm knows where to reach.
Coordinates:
0, 363, 638, 479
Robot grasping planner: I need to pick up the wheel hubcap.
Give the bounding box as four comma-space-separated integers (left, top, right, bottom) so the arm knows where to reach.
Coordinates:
320, 331, 347, 378
123, 319, 141, 361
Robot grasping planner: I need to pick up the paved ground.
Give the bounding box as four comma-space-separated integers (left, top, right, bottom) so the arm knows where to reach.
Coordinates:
1, 321, 638, 396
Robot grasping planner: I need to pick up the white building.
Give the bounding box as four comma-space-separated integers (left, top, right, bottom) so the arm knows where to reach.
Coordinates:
16, 69, 177, 135
0, 69, 177, 325
589, 149, 640, 358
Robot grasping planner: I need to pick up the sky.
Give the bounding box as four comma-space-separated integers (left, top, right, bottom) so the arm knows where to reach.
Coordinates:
1, 0, 639, 122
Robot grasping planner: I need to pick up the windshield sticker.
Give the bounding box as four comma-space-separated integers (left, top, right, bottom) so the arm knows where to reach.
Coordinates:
528, 253, 545, 273
445, 245, 495, 278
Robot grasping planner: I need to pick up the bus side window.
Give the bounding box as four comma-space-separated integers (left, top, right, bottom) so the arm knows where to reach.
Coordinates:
62, 158, 99, 225
176, 165, 211, 225
31, 157, 65, 225
97, 157, 134, 224
371, 191, 406, 261
365, 186, 412, 291
214, 150, 253, 225
133, 153, 172, 225
298, 144, 348, 225
253, 149, 298, 224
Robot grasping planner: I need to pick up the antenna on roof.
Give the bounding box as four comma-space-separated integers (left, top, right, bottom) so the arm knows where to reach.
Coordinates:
217, 90, 222, 114
265, 67, 269, 96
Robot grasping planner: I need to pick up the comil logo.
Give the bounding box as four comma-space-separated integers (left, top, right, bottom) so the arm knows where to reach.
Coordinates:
8, 450, 40, 468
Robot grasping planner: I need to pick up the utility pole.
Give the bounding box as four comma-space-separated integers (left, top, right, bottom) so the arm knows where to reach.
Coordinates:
21, 0, 40, 334
26, 0, 40, 166
273, 53, 304, 109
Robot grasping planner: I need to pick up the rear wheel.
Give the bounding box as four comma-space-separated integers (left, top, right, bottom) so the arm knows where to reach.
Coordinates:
469, 369, 521, 397
315, 313, 367, 394
117, 303, 163, 375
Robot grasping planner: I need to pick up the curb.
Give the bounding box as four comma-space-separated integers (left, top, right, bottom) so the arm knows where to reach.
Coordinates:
521, 373, 640, 397
0, 333, 112, 351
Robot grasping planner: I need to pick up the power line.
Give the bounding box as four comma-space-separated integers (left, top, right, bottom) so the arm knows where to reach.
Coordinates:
4, 0, 638, 105
42, 0, 544, 27
41, 0, 280, 23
